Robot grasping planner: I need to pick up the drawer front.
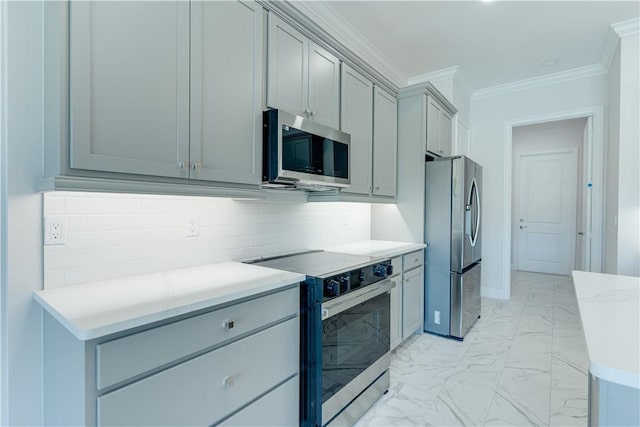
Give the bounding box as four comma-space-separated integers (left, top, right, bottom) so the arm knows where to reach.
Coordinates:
403, 250, 424, 272
97, 317, 299, 426
391, 256, 402, 277
217, 376, 299, 426
97, 286, 299, 391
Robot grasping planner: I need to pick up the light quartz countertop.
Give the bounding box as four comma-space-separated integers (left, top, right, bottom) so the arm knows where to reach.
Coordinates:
34, 262, 304, 341
323, 240, 426, 259
572, 271, 640, 389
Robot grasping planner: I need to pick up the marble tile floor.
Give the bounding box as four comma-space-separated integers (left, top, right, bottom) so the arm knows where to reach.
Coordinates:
354, 271, 588, 427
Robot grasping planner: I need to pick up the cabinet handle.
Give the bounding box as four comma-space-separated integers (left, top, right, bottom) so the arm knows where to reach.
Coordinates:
311, 110, 316, 116
304, 108, 311, 117
192, 163, 202, 172
222, 376, 235, 388
223, 319, 235, 330
178, 161, 189, 169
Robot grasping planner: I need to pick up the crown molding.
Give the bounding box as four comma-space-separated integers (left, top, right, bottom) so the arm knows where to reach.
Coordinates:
452, 67, 475, 98
601, 25, 621, 71
472, 64, 607, 100
407, 66, 458, 86
612, 17, 640, 37
601, 18, 639, 70
285, 1, 407, 89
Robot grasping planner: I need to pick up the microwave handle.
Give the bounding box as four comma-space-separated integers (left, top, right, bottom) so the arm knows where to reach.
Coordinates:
321, 280, 392, 319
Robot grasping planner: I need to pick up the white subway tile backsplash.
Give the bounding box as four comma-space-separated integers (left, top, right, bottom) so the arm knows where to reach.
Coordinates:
43, 192, 371, 288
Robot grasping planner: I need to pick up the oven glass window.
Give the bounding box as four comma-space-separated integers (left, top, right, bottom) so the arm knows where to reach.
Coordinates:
322, 292, 390, 403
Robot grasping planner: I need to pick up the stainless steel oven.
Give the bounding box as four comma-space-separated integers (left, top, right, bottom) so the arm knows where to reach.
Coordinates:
321, 280, 391, 425
248, 251, 393, 427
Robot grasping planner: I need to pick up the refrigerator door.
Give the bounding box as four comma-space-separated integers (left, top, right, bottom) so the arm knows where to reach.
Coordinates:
462, 157, 482, 268
450, 262, 481, 339
450, 157, 465, 272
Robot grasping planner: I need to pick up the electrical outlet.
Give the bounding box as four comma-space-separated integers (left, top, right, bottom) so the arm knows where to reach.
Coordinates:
185, 215, 199, 237
44, 217, 66, 245
434, 310, 441, 325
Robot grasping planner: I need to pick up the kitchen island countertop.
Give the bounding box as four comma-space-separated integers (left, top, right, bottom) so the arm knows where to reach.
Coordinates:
323, 239, 426, 259
34, 262, 304, 341
572, 270, 640, 389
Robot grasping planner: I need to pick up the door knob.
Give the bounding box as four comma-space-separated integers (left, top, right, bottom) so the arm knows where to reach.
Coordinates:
578, 232, 584, 236
519, 225, 528, 229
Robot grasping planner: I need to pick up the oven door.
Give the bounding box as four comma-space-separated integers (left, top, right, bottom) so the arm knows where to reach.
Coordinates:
321, 280, 391, 424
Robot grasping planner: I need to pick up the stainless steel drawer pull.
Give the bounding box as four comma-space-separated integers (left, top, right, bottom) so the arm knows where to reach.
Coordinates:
222, 376, 235, 388
223, 319, 235, 330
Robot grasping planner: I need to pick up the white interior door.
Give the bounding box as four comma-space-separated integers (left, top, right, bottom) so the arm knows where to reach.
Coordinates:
517, 149, 578, 274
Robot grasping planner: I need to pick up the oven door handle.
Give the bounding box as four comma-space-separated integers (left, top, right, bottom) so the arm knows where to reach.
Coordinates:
321, 280, 392, 319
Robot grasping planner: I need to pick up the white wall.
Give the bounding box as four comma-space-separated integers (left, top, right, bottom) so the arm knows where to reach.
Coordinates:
2, 2, 45, 424
43, 193, 371, 288
470, 73, 608, 299
511, 118, 587, 269
607, 31, 640, 276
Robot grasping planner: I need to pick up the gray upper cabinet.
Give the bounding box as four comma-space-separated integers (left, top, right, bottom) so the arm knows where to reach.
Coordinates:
426, 94, 454, 157
340, 64, 373, 195
373, 86, 398, 197
66, 1, 263, 187
267, 14, 340, 129
190, 1, 263, 185
69, 1, 190, 178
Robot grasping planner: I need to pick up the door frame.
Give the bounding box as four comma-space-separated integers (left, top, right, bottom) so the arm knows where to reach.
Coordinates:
503, 106, 604, 298
513, 146, 579, 274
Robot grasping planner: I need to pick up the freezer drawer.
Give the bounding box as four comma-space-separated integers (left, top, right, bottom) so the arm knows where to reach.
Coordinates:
450, 262, 481, 339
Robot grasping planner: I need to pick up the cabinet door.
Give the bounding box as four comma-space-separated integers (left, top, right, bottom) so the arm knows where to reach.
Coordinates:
70, 1, 190, 178
372, 87, 397, 197
426, 96, 441, 156
97, 319, 298, 426
440, 110, 453, 157
190, 1, 263, 185
308, 41, 340, 129
402, 266, 424, 339
340, 64, 373, 195
267, 14, 308, 117
390, 275, 403, 350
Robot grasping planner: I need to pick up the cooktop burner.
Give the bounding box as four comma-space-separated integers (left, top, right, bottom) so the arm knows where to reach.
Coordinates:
249, 250, 384, 279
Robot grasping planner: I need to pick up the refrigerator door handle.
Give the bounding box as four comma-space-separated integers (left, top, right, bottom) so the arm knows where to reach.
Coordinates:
467, 177, 480, 247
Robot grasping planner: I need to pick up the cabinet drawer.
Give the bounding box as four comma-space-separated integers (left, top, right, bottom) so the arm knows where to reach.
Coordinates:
96, 286, 299, 391
403, 250, 424, 272
97, 317, 299, 426
217, 376, 299, 426
390, 256, 402, 277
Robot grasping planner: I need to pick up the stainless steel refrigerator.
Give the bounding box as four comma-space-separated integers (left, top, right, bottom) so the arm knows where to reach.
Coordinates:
424, 155, 482, 339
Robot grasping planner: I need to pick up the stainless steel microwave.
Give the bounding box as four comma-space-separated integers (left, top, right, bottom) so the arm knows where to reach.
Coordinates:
263, 109, 351, 189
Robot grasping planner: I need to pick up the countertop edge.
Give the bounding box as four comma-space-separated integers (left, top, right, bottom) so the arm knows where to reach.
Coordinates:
589, 362, 640, 390
34, 270, 304, 341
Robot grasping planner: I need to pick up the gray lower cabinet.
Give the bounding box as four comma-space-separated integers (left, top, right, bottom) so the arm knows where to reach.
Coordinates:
402, 251, 425, 339
218, 376, 299, 426
42, 286, 300, 426
54, 1, 264, 189
389, 252, 425, 350
373, 86, 398, 197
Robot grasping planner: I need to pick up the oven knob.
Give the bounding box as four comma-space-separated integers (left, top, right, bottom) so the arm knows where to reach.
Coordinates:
359, 271, 366, 281
373, 264, 387, 277
386, 264, 394, 276
338, 275, 350, 293
324, 280, 340, 298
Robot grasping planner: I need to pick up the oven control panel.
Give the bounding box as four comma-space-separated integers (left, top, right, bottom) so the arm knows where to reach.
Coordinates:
322, 260, 392, 301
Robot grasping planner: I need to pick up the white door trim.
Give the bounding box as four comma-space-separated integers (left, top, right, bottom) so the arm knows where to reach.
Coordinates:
503, 106, 604, 299
513, 147, 579, 274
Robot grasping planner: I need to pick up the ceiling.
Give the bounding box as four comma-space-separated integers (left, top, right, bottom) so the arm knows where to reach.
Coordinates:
325, 1, 639, 89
